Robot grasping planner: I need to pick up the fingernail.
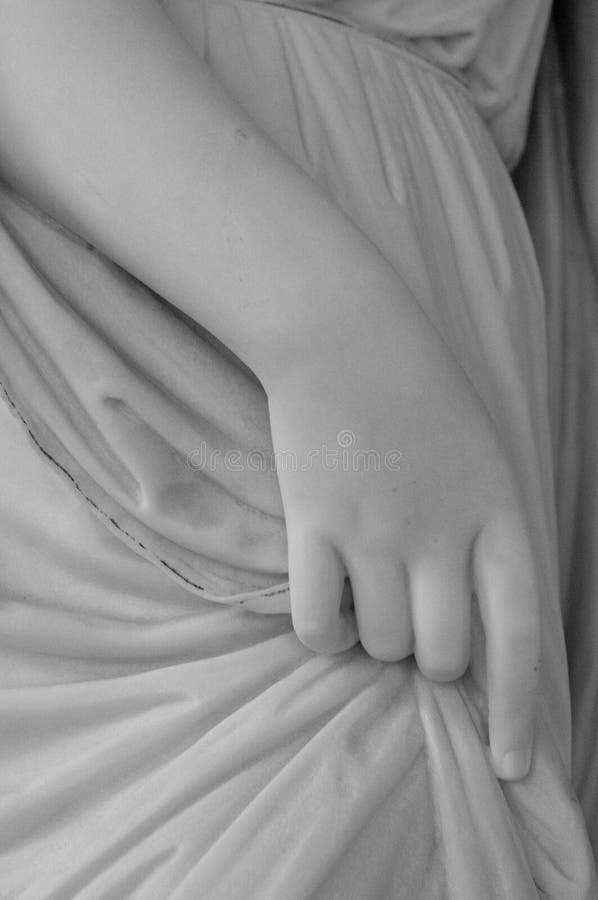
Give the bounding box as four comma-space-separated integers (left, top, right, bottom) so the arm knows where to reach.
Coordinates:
498, 746, 532, 781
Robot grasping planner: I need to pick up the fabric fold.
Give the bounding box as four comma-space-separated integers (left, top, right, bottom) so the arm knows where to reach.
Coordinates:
0, 2, 596, 896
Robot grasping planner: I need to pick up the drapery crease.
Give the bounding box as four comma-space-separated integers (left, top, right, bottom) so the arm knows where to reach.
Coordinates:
514, 23, 598, 863
0, 3, 595, 897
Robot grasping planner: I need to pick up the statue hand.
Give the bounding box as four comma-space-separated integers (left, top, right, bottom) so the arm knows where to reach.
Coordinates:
268, 313, 540, 783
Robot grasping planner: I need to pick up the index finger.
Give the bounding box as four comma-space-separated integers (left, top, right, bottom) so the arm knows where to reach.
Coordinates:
472, 512, 541, 781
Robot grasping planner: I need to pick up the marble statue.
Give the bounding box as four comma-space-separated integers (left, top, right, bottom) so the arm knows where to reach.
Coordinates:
0, 0, 595, 896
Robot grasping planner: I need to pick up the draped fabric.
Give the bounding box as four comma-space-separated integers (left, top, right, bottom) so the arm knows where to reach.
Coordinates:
514, 22, 598, 862
0, 184, 289, 610
256, 0, 552, 168
0, 1, 596, 897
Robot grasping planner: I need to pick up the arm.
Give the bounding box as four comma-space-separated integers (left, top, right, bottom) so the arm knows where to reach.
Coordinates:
0, 0, 403, 385
0, 0, 540, 780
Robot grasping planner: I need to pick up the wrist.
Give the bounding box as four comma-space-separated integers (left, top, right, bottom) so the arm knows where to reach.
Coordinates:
252, 267, 415, 394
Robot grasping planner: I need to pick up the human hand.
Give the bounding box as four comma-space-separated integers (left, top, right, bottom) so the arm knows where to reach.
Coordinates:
267, 308, 540, 782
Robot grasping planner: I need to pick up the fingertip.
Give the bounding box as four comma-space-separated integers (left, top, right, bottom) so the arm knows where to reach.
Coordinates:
489, 697, 536, 781
292, 607, 359, 655
415, 655, 470, 684
492, 743, 533, 782
359, 613, 414, 662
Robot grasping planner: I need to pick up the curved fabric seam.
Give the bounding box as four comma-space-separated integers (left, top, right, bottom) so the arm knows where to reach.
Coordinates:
205, 0, 470, 94
0, 382, 291, 605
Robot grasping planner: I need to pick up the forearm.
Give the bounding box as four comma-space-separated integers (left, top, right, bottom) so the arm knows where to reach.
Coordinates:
0, 0, 405, 388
